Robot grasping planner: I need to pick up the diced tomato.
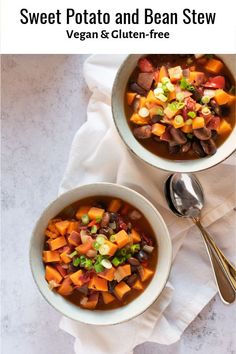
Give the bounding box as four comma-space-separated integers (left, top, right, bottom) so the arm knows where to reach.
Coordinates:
203, 76, 225, 89
76, 241, 93, 255
138, 58, 154, 73
55, 264, 67, 277
207, 116, 221, 130
88, 220, 97, 227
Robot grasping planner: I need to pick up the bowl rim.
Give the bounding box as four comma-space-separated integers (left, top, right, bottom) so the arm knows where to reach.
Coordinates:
30, 182, 172, 325
111, 54, 236, 173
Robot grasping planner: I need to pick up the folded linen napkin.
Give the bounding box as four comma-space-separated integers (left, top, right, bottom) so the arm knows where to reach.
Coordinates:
59, 55, 236, 353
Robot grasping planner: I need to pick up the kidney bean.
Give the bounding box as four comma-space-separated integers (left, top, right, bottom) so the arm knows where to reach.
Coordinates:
192, 141, 206, 157
126, 274, 138, 287
168, 144, 180, 154
129, 82, 147, 96
169, 127, 187, 145
151, 115, 162, 124
210, 99, 221, 116
193, 127, 212, 141
108, 280, 118, 293
100, 212, 110, 228
128, 257, 140, 266
200, 139, 217, 155
137, 250, 149, 262
181, 141, 192, 153
133, 125, 152, 139
132, 96, 140, 112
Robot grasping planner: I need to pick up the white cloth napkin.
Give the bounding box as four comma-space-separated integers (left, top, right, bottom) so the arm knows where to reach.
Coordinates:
59, 55, 236, 353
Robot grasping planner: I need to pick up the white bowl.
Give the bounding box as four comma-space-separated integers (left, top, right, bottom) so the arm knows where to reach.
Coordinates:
30, 183, 172, 325
112, 54, 236, 172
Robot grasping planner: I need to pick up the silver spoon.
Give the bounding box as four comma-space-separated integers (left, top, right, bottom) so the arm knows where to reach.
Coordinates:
164, 173, 236, 304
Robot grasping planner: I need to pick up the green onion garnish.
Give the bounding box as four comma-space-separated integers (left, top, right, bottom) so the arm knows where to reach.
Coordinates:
110, 235, 116, 242
131, 244, 141, 253
112, 257, 121, 267
93, 241, 100, 250
91, 225, 98, 234
69, 251, 77, 258
73, 257, 80, 267
201, 95, 210, 104
120, 248, 127, 256
94, 263, 105, 273
81, 214, 89, 225
187, 111, 196, 119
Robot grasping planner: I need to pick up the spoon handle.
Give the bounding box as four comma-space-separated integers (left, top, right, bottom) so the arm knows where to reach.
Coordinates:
193, 218, 236, 304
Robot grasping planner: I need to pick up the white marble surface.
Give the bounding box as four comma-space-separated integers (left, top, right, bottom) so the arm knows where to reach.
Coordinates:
1, 55, 236, 354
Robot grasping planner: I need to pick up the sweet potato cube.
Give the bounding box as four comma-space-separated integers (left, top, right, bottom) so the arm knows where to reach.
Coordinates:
168, 66, 183, 82
55, 221, 70, 236
48, 223, 60, 236
140, 267, 154, 282
42, 251, 60, 263
152, 123, 166, 136
181, 125, 193, 134
114, 281, 131, 300
104, 240, 118, 256
48, 236, 67, 251
126, 92, 136, 106
132, 279, 144, 290
67, 221, 79, 234
114, 264, 131, 282
102, 292, 115, 304
69, 270, 84, 287
217, 119, 232, 136
75, 206, 90, 220
192, 117, 205, 130
214, 89, 232, 105
159, 66, 168, 82
189, 71, 205, 85
130, 113, 150, 125
88, 275, 108, 292
98, 267, 115, 281
108, 199, 122, 213
204, 58, 223, 74
114, 230, 131, 249
45, 229, 58, 239
45, 265, 62, 284
164, 105, 179, 119
80, 293, 99, 309
88, 207, 105, 220
130, 229, 141, 243
60, 252, 71, 264
57, 278, 73, 296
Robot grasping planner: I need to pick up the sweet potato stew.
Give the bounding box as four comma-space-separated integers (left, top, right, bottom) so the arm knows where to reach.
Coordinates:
43, 197, 157, 310
125, 54, 235, 160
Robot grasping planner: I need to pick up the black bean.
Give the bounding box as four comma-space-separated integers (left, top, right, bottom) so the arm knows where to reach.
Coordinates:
128, 257, 140, 266
211, 130, 218, 141
132, 96, 140, 113
108, 280, 118, 293
109, 213, 118, 222
151, 115, 163, 124
193, 127, 212, 141
137, 250, 149, 262
200, 139, 217, 156
126, 274, 138, 287
169, 127, 187, 145
100, 212, 110, 228
133, 125, 152, 139
210, 100, 221, 116
181, 141, 192, 153
131, 265, 139, 273
98, 228, 111, 237
192, 141, 206, 157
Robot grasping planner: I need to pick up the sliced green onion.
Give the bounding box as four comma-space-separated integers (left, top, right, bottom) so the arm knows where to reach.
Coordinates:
99, 244, 110, 255
154, 87, 164, 96
91, 225, 98, 234
73, 257, 80, 267
174, 115, 184, 125
157, 82, 163, 88
126, 253, 132, 259
120, 248, 127, 256
201, 107, 211, 116
109, 235, 116, 242
93, 241, 100, 250
112, 257, 121, 267
176, 92, 185, 101
101, 259, 112, 269
131, 244, 141, 253
96, 216, 102, 223
185, 119, 193, 126
94, 263, 105, 273
69, 251, 77, 258
166, 82, 175, 92
187, 133, 193, 139
96, 235, 105, 245
187, 111, 196, 119
85, 259, 93, 270
81, 214, 89, 225
201, 95, 210, 104
157, 93, 168, 102
161, 77, 170, 84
